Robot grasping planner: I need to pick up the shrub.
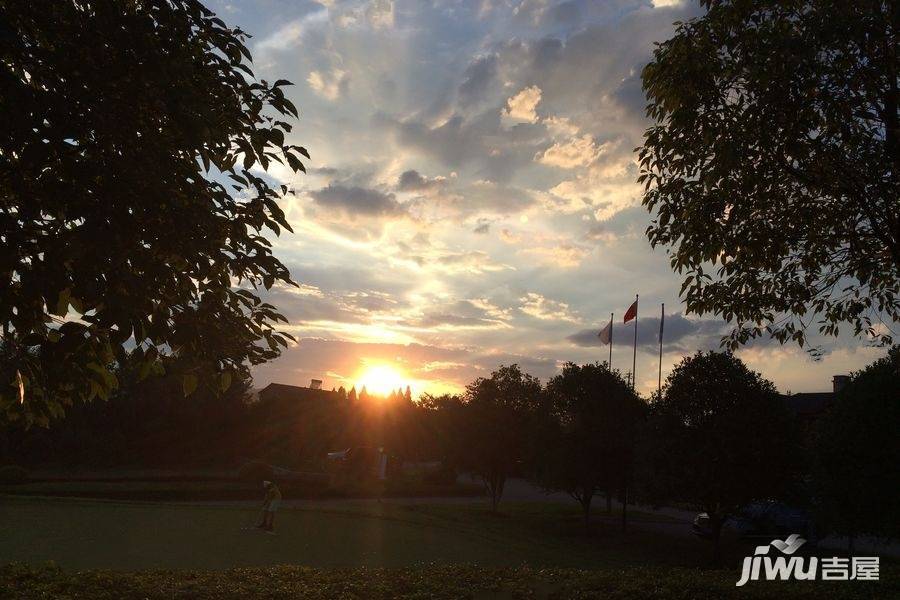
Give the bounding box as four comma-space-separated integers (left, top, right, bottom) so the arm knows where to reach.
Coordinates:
236, 461, 274, 482
1, 563, 896, 599
0, 465, 29, 483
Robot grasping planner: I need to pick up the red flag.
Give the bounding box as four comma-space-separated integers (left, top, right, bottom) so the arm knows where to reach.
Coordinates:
623, 299, 637, 323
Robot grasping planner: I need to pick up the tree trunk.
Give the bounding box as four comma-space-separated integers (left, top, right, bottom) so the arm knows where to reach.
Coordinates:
581, 494, 593, 535
621, 484, 627, 532
487, 470, 504, 513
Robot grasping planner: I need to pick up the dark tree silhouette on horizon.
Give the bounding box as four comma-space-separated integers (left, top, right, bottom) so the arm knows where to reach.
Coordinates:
0, 0, 307, 426
533, 362, 645, 535
458, 365, 542, 512
640, 0, 900, 352
641, 351, 798, 563
814, 346, 900, 550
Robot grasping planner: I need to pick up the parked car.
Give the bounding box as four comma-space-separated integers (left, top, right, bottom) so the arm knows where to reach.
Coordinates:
692, 501, 817, 546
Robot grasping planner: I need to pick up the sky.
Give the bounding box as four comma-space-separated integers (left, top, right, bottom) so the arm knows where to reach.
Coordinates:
208, 0, 887, 397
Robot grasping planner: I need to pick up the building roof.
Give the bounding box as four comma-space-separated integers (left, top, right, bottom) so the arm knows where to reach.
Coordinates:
782, 392, 833, 416
258, 383, 337, 403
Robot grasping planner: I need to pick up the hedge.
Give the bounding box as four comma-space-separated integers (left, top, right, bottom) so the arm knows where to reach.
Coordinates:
1, 563, 896, 599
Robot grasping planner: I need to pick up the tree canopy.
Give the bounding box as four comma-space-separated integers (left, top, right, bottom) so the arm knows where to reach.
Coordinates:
458, 364, 542, 512
642, 351, 798, 557
0, 0, 307, 425
640, 0, 900, 351
813, 346, 900, 545
534, 362, 645, 533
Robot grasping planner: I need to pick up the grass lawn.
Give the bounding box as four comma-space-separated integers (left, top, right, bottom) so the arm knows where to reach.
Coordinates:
1, 496, 896, 597
0, 497, 694, 570
0, 477, 482, 502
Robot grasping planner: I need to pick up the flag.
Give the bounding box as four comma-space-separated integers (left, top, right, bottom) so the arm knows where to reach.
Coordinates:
624, 299, 637, 323
598, 320, 612, 345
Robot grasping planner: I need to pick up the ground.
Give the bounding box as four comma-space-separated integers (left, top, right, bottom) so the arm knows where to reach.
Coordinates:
1, 491, 897, 597
1, 496, 693, 570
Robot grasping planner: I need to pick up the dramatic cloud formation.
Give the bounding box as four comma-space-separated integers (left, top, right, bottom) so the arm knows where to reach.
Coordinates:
204, 0, 882, 396
310, 184, 405, 218
502, 86, 543, 124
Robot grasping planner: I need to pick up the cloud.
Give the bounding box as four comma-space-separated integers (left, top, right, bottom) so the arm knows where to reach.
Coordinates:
458, 54, 498, 107
536, 134, 601, 169
307, 68, 350, 100
410, 299, 512, 331
397, 169, 447, 193
236, 0, 877, 396
520, 292, 579, 322
366, 0, 395, 28
254, 8, 329, 57
433, 250, 512, 274
502, 85, 543, 124
567, 312, 729, 353
309, 184, 406, 218
521, 243, 592, 268
473, 218, 491, 234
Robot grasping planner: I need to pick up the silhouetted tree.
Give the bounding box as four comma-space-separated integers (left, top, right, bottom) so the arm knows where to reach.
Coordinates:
642, 352, 798, 562
404, 386, 413, 403
534, 363, 645, 534
458, 365, 542, 512
6, 351, 253, 466
348, 387, 357, 403
418, 393, 465, 466
640, 0, 899, 350
814, 347, 900, 549
1, 0, 307, 425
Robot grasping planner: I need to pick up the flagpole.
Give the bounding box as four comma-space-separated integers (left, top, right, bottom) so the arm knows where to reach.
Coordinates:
658, 303, 664, 398
609, 312, 613, 370
632, 294, 638, 391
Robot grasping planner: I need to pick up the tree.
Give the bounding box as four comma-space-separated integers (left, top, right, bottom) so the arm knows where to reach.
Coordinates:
814, 347, 900, 549
642, 352, 798, 562
418, 392, 465, 467
0, 0, 308, 426
533, 363, 645, 534
639, 0, 900, 351
4, 349, 254, 467
458, 365, 542, 512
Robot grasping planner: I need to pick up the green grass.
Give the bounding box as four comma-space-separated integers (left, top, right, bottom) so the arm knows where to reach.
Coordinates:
0, 478, 482, 502
0, 496, 708, 571
2, 563, 896, 599
1, 497, 897, 598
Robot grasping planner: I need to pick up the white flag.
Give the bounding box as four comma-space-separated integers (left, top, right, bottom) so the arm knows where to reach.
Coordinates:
598, 320, 612, 345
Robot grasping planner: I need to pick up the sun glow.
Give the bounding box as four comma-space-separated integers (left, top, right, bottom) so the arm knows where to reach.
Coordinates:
356, 363, 407, 397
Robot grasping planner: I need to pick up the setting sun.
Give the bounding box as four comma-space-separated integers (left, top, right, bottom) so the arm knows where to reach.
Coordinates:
356, 363, 407, 397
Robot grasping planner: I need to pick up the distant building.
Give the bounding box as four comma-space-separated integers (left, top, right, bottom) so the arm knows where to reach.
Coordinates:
781, 375, 849, 428
250, 380, 347, 463
257, 380, 337, 405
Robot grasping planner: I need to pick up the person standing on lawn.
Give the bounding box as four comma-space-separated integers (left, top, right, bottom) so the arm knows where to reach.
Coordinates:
258, 480, 281, 532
